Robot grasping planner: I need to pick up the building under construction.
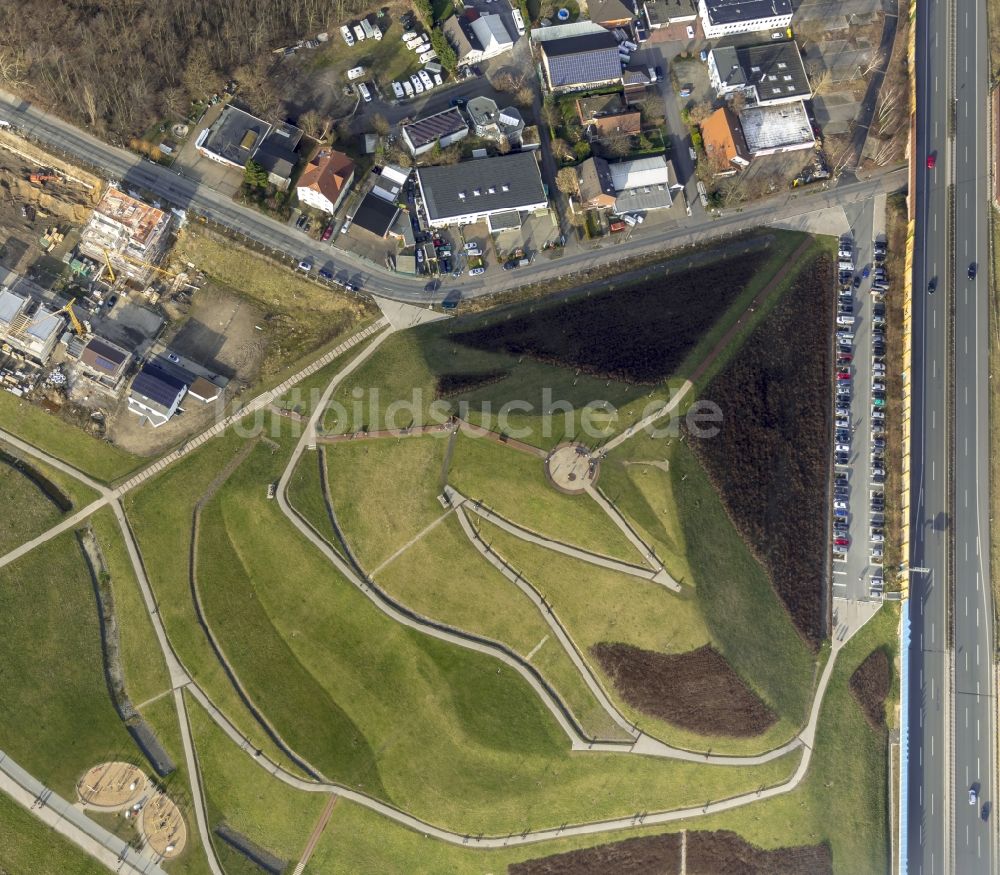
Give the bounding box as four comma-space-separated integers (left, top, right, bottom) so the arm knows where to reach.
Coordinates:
0, 288, 64, 363
78, 188, 172, 283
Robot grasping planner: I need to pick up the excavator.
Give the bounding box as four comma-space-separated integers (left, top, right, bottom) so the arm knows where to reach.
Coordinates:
28, 168, 60, 185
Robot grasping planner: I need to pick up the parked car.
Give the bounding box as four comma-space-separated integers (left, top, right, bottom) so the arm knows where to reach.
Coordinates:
319, 268, 333, 279
686, 24, 695, 38
469, 266, 485, 276
297, 260, 312, 272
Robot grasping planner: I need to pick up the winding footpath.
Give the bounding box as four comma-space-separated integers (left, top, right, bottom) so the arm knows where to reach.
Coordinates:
0, 311, 882, 869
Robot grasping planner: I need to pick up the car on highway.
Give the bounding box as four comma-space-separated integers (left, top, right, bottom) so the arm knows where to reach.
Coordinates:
969, 262, 977, 280
297, 259, 312, 272
970, 786, 978, 806
927, 152, 936, 169
469, 266, 485, 276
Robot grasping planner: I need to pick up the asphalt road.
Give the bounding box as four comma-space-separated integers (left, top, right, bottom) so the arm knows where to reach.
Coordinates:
0, 88, 904, 305
908, 0, 996, 867
951, 0, 994, 865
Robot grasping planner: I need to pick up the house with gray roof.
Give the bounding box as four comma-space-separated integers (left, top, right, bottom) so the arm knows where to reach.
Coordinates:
708, 41, 811, 105
540, 31, 623, 92
698, 0, 792, 38
401, 107, 469, 156
415, 152, 548, 229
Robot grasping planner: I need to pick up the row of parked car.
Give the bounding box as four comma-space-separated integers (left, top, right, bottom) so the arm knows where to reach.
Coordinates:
832, 235, 889, 595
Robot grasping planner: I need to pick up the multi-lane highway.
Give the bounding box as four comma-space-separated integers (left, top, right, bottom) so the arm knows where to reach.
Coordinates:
0, 89, 903, 305
908, 0, 995, 867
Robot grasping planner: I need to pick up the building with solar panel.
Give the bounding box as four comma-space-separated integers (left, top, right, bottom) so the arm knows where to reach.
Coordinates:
77, 336, 133, 395
127, 362, 187, 427
539, 31, 623, 92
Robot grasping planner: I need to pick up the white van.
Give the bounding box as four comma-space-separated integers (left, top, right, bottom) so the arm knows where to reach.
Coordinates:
512, 9, 525, 33
347, 66, 365, 81
419, 69, 433, 89
410, 73, 424, 93
357, 82, 372, 102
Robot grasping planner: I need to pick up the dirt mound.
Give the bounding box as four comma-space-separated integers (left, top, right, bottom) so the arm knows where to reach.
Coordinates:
509, 831, 832, 875
849, 648, 891, 731
590, 643, 777, 737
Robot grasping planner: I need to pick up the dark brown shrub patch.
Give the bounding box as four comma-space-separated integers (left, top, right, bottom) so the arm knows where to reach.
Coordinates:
849, 648, 891, 731
589, 643, 777, 737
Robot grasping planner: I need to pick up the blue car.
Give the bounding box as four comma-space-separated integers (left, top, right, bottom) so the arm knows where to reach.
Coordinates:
319, 269, 333, 280
862, 266, 870, 278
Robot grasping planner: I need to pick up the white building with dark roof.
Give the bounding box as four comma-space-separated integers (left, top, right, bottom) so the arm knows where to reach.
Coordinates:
77, 336, 132, 393
401, 107, 470, 156
415, 152, 548, 229
698, 0, 792, 38
127, 362, 187, 427
708, 41, 811, 105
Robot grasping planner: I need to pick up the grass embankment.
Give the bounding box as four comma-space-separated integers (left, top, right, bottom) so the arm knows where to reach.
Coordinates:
0, 442, 102, 511
0, 393, 142, 483
280, 606, 897, 875
149, 431, 797, 832
328, 233, 809, 451
0, 530, 139, 795
602, 434, 817, 749
89, 507, 172, 706
187, 695, 329, 868
0, 456, 65, 553
447, 432, 641, 563
0, 789, 107, 875
323, 434, 451, 570
376, 513, 627, 739
172, 229, 377, 380
285, 448, 344, 554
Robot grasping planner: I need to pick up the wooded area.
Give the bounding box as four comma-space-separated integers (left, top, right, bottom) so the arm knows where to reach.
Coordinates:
0, 0, 371, 136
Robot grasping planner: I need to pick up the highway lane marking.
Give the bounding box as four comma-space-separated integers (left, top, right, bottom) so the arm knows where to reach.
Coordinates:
932, 461, 936, 481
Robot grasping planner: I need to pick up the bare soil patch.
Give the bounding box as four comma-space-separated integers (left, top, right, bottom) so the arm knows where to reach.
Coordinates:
509, 831, 833, 875
688, 252, 834, 648
849, 647, 891, 731
589, 643, 777, 738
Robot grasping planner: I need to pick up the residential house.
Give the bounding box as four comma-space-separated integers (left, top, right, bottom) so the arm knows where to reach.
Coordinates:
466, 96, 525, 144
470, 14, 515, 58
352, 165, 409, 238
127, 362, 187, 427
78, 188, 172, 282
296, 149, 356, 215
608, 154, 675, 211
588, 0, 637, 27
253, 123, 303, 191
0, 288, 63, 364
698, 0, 792, 38
576, 93, 641, 138
401, 107, 470, 156
701, 106, 751, 171
575, 156, 617, 209
540, 31, 623, 92
708, 42, 811, 106
416, 152, 547, 229
77, 335, 132, 393
443, 16, 484, 66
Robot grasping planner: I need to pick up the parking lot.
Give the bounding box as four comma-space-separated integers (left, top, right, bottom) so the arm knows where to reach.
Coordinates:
831, 195, 888, 603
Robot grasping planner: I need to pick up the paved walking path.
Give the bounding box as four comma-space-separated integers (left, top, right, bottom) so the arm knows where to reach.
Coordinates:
448, 487, 676, 590
0, 749, 167, 874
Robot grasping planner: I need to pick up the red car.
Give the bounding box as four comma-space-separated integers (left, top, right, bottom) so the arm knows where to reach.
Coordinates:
838, 353, 853, 363
837, 372, 851, 380
834, 537, 850, 547
321, 225, 334, 241
927, 153, 936, 169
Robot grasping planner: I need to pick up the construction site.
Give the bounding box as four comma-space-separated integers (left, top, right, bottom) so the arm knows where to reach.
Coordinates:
0, 128, 219, 454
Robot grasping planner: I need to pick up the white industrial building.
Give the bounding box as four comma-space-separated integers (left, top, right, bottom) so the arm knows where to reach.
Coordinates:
739, 101, 815, 156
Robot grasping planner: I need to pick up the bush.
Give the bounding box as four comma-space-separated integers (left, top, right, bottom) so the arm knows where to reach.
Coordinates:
430, 30, 457, 72
688, 252, 834, 647
849, 648, 891, 731
573, 140, 592, 161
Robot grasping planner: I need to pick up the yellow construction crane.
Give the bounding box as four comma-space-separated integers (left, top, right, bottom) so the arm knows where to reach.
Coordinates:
101, 249, 116, 283
57, 298, 86, 336
102, 247, 179, 281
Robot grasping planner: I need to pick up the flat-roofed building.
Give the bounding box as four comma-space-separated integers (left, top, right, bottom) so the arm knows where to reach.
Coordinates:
643, 0, 698, 28
698, 0, 792, 38
196, 105, 271, 168
0, 287, 63, 363
739, 100, 815, 156
401, 107, 470, 156
416, 152, 547, 229
466, 96, 525, 144
79, 188, 172, 282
